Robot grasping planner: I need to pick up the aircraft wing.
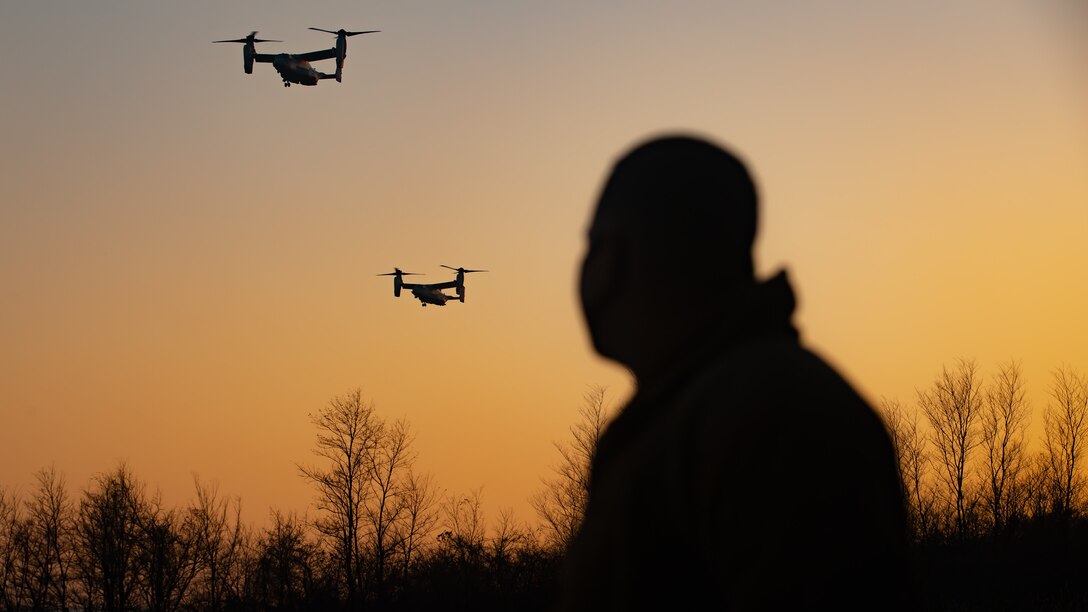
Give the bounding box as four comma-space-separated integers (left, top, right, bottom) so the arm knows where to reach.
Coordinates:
253, 53, 278, 63
292, 48, 337, 62
402, 281, 457, 290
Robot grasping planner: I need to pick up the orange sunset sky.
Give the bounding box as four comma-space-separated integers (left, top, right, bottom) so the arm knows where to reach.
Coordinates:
2, 1, 1086, 529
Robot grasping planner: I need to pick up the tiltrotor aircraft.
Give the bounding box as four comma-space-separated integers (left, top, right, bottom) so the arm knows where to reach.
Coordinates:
377, 266, 488, 307
213, 27, 379, 87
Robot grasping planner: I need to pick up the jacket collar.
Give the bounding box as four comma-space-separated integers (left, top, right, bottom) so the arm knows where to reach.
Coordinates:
591, 270, 799, 475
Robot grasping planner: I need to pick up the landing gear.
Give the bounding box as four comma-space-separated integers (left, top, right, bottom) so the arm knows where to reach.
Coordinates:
283, 81, 291, 87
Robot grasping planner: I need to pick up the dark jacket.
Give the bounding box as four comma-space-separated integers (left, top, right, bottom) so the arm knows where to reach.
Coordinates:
557, 272, 913, 611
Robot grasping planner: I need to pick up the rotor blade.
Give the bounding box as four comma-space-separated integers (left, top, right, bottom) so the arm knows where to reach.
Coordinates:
213, 33, 281, 43
441, 265, 487, 273
310, 27, 380, 36
376, 272, 423, 276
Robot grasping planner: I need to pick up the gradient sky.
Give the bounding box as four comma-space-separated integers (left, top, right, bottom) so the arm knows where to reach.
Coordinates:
2, 1, 1086, 528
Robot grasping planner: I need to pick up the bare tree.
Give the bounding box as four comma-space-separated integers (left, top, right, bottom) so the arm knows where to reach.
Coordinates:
879, 397, 936, 542
393, 470, 440, 578
133, 493, 200, 612
366, 417, 414, 601
919, 359, 983, 538
73, 462, 146, 612
0, 487, 21, 610
530, 386, 611, 551
979, 360, 1031, 532
487, 507, 536, 600
248, 510, 320, 611
298, 388, 379, 606
0, 486, 32, 610
364, 416, 438, 605
21, 466, 73, 610
1023, 452, 1058, 519
489, 507, 531, 565
440, 488, 486, 564
299, 388, 430, 607
1042, 365, 1088, 517
188, 477, 247, 611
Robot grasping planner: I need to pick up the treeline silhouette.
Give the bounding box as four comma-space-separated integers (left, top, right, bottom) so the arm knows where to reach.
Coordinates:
3, 366, 1088, 611
881, 359, 1088, 611
0, 389, 568, 612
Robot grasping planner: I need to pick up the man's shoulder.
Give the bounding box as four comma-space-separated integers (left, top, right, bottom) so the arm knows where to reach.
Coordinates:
689, 333, 858, 397
682, 334, 880, 434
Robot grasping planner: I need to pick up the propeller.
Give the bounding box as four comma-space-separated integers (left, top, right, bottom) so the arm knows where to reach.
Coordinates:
376, 268, 423, 276
309, 27, 381, 37
212, 31, 281, 44
441, 265, 488, 274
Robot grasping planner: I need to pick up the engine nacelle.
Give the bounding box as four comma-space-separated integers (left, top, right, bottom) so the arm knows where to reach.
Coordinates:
244, 43, 254, 74
458, 286, 465, 303
335, 35, 347, 82
394, 276, 402, 297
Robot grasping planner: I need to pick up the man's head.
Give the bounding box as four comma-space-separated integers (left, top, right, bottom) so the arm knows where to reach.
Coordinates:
579, 134, 760, 375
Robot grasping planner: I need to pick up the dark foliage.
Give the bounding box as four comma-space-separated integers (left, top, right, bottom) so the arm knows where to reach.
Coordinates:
4, 371, 1088, 610
913, 515, 1088, 611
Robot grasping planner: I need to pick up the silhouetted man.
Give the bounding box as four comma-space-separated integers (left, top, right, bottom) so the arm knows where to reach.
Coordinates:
557, 134, 914, 610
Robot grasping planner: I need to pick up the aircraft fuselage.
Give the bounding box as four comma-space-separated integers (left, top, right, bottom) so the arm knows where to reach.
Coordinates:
411, 287, 453, 306
271, 54, 329, 86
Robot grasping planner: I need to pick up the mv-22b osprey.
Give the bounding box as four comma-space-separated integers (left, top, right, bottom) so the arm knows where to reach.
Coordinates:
377, 266, 488, 307
213, 27, 379, 87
